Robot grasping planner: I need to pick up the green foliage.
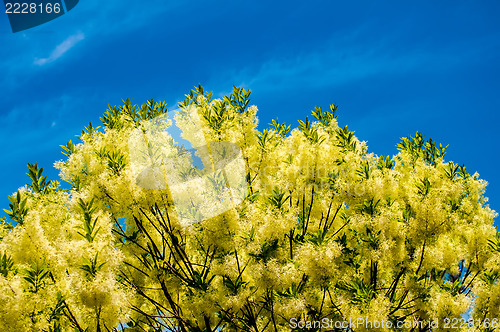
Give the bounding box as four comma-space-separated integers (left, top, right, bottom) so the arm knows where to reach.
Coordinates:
267, 186, 290, 210
298, 116, 325, 145
400, 205, 415, 223
359, 198, 380, 216
79, 122, 100, 140
444, 161, 460, 180
397, 131, 447, 166
60, 140, 76, 157
337, 278, 375, 306
76, 198, 100, 243
377, 155, 394, 170
458, 164, 470, 178
0, 252, 15, 277
22, 261, 50, 293
203, 99, 234, 132
205, 170, 228, 194
80, 253, 106, 280
222, 253, 249, 295
225, 85, 252, 113
249, 239, 279, 263
323, 171, 339, 192
335, 125, 357, 152
356, 160, 372, 179
487, 233, 500, 252
241, 226, 256, 242
222, 274, 247, 296
27, 163, 52, 195
356, 226, 381, 249
47, 291, 67, 325
275, 275, 308, 298
305, 229, 331, 247
106, 150, 126, 176
66, 175, 82, 192
256, 129, 272, 151
482, 270, 499, 285
270, 118, 290, 138
311, 104, 338, 127
3, 190, 28, 224
137, 99, 167, 122
100, 98, 168, 130
100, 104, 123, 130
179, 84, 213, 108
416, 177, 432, 198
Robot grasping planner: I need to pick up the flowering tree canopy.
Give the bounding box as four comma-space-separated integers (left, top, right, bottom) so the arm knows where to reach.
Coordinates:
0, 86, 498, 331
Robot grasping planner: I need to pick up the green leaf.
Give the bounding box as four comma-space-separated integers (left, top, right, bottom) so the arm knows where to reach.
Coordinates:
4, 190, 28, 224
0, 252, 15, 277
377, 155, 394, 170
270, 118, 290, 137
267, 187, 290, 210
60, 140, 76, 157
22, 261, 50, 293
416, 177, 432, 198
80, 252, 106, 280
336, 125, 357, 152
107, 150, 127, 176
356, 160, 372, 180
337, 278, 375, 306
26, 163, 52, 195
76, 198, 100, 243
249, 239, 279, 262
311, 104, 338, 127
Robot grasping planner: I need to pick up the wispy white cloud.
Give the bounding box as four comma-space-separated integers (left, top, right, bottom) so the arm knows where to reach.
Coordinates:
70, 0, 183, 38
225, 47, 455, 94
33, 32, 84, 65
212, 22, 484, 96
0, 0, 182, 95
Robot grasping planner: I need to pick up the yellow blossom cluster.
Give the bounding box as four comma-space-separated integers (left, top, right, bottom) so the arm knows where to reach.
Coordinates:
0, 85, 498, 331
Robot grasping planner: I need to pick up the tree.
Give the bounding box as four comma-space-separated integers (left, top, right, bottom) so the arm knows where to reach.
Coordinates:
0, 85, 498, 331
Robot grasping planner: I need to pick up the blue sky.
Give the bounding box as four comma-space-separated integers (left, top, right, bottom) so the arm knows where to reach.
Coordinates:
1, 1, 499, 222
